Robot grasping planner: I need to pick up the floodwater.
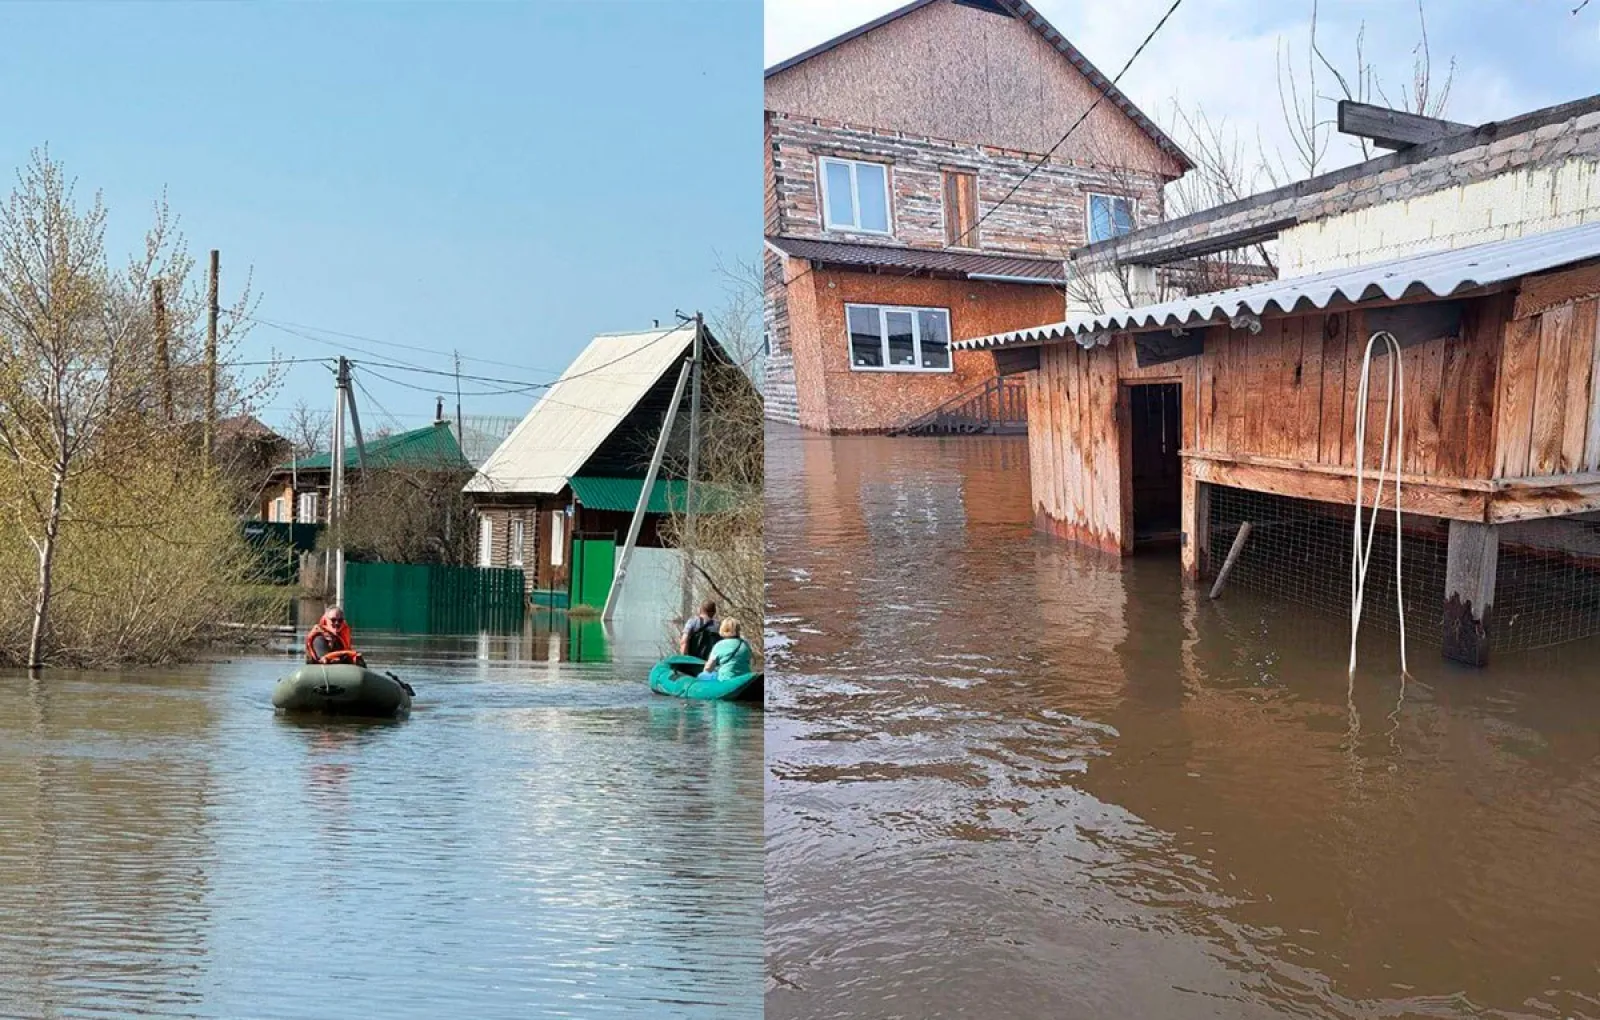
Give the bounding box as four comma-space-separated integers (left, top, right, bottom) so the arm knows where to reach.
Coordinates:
764, 424, 1600, 1020
0, 626, 762, 1020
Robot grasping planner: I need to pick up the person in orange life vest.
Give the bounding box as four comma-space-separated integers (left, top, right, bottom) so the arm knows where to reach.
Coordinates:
304, 606, 365, 667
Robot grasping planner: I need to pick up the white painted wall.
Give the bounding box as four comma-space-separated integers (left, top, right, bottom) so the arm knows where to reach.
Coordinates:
1279, 159, 1600, 275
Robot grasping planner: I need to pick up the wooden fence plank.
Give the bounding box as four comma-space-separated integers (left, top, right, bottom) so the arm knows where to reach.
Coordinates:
1562, 299, 1599, 472
1318, 313, 1348, 466
1530, 303, 1574, 475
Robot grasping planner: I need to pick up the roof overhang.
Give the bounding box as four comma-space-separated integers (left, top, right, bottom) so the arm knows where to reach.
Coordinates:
958, 220, 1600, 351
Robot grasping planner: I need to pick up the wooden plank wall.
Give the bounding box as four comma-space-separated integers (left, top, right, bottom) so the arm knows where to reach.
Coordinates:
1494, 283, 1600, 479
1192, 299, 1503, 477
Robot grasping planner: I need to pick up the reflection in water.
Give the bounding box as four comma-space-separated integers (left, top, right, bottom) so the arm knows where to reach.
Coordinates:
0, 637, 761, 1019
765, 424, 1600, 1020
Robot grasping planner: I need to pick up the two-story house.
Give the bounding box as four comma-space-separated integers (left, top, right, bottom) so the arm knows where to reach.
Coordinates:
763, 0, 1192, 434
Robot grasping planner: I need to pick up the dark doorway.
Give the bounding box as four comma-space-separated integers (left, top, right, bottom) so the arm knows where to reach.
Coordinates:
1128, 383, 1182, 543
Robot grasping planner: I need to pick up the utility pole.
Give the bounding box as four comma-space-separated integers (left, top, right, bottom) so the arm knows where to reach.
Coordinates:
604, 359, 692, 622
453, 350, 465, 443
204, 250, 219, 468
331, 357, 349, 607
152, 280, 173, 422
681, 313, 704, 617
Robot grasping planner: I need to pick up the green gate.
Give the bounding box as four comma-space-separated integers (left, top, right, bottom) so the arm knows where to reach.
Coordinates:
568, 533, 617, 610
344, 561, 525, 634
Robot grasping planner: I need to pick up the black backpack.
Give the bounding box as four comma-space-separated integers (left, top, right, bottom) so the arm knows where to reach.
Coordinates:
686, 617, 719, 659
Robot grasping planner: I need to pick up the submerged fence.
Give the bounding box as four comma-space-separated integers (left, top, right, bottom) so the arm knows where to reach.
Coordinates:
344, 561, 526, 634
1206, 486, 1600, 653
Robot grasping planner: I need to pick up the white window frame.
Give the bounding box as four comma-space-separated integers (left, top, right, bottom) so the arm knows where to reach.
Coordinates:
844, 304, 954, 374
510, 518, 525, 568
478, 516, 494, 568
298, 491, 320, 524
1086, 192, 1137, 244
550, 510, 565, 568
818, 156, 893, 235
270, 497, 286, 523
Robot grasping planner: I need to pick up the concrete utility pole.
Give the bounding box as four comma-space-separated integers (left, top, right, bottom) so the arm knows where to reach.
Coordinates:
605, 358, 692, 622
331, 357, 349, 606
204, 250, 219, 468
681, 313, 704, 617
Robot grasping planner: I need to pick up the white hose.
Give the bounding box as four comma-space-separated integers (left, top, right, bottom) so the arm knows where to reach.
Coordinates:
1350, 330, 1408, 677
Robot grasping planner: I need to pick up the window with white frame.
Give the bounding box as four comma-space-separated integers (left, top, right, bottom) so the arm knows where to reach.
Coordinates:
820, 157, 891, 234
478, 516, 494, 568
510, 518, 525, 567
550, 510, 566, 567
270, 497, 286, 523
298, 491, 320, 524
1087, 193, 1135, 243
846, 304, 952, 372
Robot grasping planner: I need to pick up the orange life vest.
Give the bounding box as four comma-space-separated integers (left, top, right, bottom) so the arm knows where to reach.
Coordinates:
305, 619, 359, 664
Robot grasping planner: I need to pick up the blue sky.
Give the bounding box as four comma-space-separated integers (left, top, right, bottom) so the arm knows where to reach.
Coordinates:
769, 0, 1599, 183
0, 0, 760, 433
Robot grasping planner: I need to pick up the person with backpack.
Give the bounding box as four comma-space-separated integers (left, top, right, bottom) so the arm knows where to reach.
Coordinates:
700, 618, 752, 681
679, 600, 719, 659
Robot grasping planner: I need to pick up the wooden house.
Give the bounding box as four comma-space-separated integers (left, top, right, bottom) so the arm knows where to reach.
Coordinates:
961, 95, 1600, 665
763, 0, 1191, 434
464, 324, 743, 605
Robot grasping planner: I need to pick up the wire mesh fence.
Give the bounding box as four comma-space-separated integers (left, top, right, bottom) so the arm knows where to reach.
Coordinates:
1204, 486, 1600, 653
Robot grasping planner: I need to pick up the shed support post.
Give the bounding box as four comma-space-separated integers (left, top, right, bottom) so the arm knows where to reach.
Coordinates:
1181, 474, 1209, 581
1443, 520, 1498, 667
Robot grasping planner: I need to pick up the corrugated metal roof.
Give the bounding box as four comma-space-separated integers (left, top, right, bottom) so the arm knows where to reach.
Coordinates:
767, 235, 1065, 283
569, 476, 735, 515
958, 221, 1600, 350
282, 421, 468, 472
465, 326, 695, 495
451, 415, 522, 470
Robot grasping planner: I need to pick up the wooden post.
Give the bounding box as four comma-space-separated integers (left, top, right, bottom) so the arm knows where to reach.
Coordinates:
152, 280, 173, 422
1181, 473, 1209, 580
1443, 520, 1498, 667
204, 250, 219, 467
1208, 521, 1252, 600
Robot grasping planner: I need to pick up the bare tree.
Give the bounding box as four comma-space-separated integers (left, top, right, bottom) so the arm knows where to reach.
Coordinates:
284, 399, 331, 460
710, 252, 765, 375
0, 149, 279, 669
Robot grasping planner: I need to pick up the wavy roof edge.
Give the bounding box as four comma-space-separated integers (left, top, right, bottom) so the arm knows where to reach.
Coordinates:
957, 221, 1600, 350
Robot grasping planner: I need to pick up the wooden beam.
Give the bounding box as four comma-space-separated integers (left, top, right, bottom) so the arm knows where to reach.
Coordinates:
1364, 301, 1463, 349
1442, 520, 1498, 667
1134, 330, 1204, 368
1337, 100, 1472, 151
1512, 261, 1600, 320
992, 346, 1040, 376
1187, 455, 1490, 521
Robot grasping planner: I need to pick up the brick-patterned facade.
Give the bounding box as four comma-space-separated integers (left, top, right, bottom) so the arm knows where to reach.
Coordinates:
763, 0, 1187, 433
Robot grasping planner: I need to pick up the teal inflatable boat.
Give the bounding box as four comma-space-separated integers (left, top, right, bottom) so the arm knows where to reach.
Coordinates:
272, 663, 413, 718
648, 655, 763, 703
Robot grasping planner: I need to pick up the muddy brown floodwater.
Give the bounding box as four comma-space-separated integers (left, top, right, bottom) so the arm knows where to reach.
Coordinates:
764, 424, 1600, 1020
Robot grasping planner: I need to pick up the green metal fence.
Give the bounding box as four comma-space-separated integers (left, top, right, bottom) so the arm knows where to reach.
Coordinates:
344, 561, 526, 634
241, 521, 324, 585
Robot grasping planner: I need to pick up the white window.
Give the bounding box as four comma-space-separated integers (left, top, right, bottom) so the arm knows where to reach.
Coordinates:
298, 491, 320, 524
270, 497, 286, 523
550, 510, 565, 567
510, 518, 525, 567
478, 515, 494, 568
845, 304, 952, 373
1087, 193, 1136, 243
819, 157, 891, 234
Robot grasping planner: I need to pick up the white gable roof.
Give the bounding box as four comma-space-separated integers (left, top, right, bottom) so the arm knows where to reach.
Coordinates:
464, 325, 694, 495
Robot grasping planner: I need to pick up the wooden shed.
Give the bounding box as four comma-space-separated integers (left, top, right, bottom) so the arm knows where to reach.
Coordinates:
960, 221, 1600, 665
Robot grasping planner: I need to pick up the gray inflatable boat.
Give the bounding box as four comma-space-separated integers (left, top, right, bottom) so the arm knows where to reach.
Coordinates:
272, 663, 413, 718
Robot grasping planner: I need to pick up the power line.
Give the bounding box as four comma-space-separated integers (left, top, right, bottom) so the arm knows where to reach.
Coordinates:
244, 313, 565, 378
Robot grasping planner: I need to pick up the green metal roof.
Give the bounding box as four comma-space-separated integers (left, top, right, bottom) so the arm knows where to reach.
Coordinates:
569, 475, 741, 514
281, 422, 470, 472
